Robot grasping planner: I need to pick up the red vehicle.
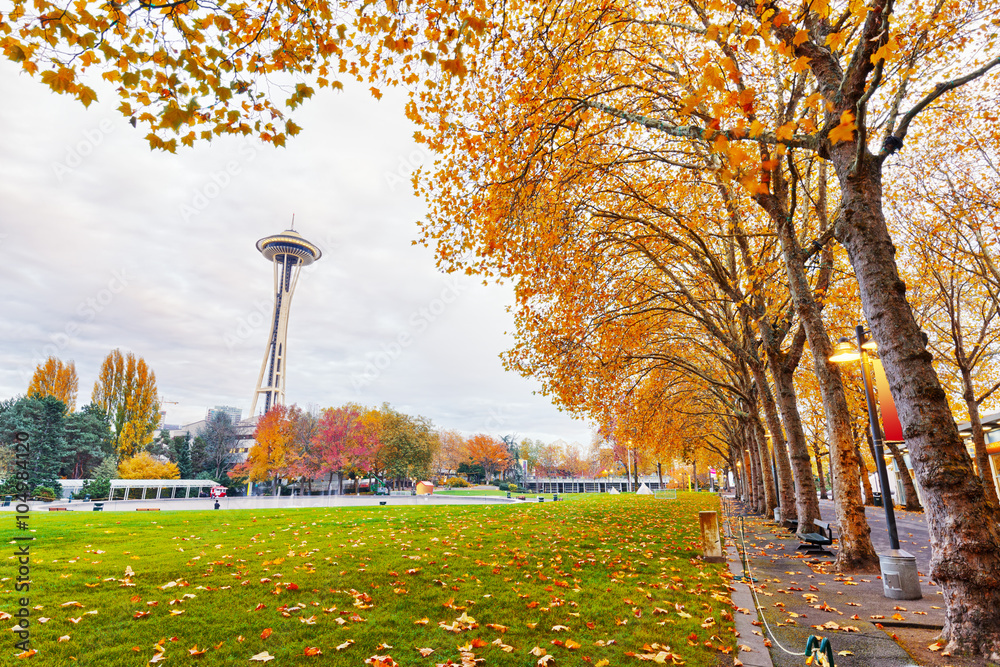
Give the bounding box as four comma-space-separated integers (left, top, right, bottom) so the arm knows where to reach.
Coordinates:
210, 486, 227, 498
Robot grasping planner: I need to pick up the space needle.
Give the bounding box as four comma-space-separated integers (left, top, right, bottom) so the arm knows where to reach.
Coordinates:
249, 227, 322, 417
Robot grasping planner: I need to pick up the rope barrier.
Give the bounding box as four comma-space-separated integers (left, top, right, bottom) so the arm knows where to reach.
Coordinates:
731, 507, 835, 662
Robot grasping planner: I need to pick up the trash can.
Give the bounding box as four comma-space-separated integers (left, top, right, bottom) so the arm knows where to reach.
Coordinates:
506, 492, 511, 499
872, 492, 883, 507
2, 496, 11, 507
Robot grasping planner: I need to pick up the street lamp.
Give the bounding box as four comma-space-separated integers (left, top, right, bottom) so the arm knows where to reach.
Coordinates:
831, 325, 921, 600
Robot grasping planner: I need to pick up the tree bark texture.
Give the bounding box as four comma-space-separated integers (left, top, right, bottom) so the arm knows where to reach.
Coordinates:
750, 362, 794, 520
745, 426, 764, 513
751, 412, 777, 515
771, 361, 821, 531
858, 434, 875, 505
833, 153, 1000, 653
813, 444, 828, 499
766, 201, 878, 572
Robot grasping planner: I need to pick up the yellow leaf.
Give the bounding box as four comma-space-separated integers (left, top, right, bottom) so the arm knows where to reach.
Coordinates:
776, 122, 796, 141
793, 30, 809, 46
828, 110, 857, 144
825, 31, 847, 51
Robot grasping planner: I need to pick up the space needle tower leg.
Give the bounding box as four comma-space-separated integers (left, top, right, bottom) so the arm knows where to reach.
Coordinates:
249, 228, 321, 418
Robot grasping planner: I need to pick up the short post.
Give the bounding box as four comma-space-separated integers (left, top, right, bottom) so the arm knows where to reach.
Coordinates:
699, 511, 725, 563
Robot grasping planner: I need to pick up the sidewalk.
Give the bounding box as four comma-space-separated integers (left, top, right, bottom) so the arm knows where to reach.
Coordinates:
719, 494, 970, 667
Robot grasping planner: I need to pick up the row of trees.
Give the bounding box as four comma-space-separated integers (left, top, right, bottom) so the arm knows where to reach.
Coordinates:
403, 0, 999, 653
6, 0, 1000, 650
0, 352, 242, 497
235, 403, 439, 494
24, 350, 162, 458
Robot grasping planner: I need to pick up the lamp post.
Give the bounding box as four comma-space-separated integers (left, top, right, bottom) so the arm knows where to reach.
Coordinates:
830, 325, 921, 600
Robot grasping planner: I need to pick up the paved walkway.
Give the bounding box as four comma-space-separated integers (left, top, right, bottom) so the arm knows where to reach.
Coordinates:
722, 494, 942, 667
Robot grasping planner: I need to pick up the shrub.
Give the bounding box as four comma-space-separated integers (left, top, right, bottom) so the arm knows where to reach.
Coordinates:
118, 453, 180, 480
508, 483, 518, 492
33, 486, 56, 501
74, 478, 110, 500
446, 476, 470, 488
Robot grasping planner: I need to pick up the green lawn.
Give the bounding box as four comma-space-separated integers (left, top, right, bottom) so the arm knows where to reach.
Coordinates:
432, 489, 512, 496
3, 494, 735, 666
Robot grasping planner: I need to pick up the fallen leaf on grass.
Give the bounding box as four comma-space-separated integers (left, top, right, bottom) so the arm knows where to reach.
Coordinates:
417, 648, 435, 657
336, 640, 355, 651
188, 645, 206, 657
260, 628, 272, 640
529, 647, 547, 656
304, 647, 322, 656
249, 651, 275, 662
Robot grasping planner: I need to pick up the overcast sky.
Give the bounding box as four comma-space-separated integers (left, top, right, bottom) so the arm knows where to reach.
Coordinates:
0, 63, 594, 446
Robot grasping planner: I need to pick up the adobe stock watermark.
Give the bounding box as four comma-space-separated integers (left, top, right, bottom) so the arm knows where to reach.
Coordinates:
23, 268, 131, 383
51, 119, 115, 182
384, 147, 431, 192
10, 431, 33, 657
178, 141, 262, 222
350, 273, 470, 392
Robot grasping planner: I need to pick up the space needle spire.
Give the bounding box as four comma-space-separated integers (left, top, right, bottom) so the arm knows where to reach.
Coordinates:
249, 227, 322, 417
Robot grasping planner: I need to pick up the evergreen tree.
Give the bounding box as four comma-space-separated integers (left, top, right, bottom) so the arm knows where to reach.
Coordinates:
0, 395, 69, 489
170, 433, 193, 479
64, 404, 114, 478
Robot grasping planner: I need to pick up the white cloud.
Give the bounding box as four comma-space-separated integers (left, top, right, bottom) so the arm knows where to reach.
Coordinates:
0, 62, 593, 444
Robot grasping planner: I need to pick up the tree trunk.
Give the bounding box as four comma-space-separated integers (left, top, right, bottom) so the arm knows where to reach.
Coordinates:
751, 414, 777, 514
657, 461, 664, 489
813, 444, 828, 500
833, 152, 1000, 653
884, 440, 922, 511
772, 361, 821, 531
961, 374, 1000, 507
745, 433, 763, 512
858, 434, 874, 505
764, 202, 878, 572
749, 362, 795, 521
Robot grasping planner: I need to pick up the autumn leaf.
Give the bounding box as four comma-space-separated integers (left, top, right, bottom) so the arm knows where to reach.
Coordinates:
188, 645, 206, 657
260, 628, 273, 640
828, 111, 858, 144
304, 647, 322, 656
417, 648, 435, 656
249, 651, 275, 662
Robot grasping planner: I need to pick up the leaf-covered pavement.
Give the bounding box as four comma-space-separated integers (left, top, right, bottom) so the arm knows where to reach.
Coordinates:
4, 494, 736, 665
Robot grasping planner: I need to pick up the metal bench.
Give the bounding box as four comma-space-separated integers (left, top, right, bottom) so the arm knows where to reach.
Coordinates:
797, 519, 835, 557
136, 508, 160, 511
47, 507, 68, 511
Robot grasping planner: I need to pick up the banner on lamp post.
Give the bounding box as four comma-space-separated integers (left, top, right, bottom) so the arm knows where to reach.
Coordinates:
871, 358, 904, 442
